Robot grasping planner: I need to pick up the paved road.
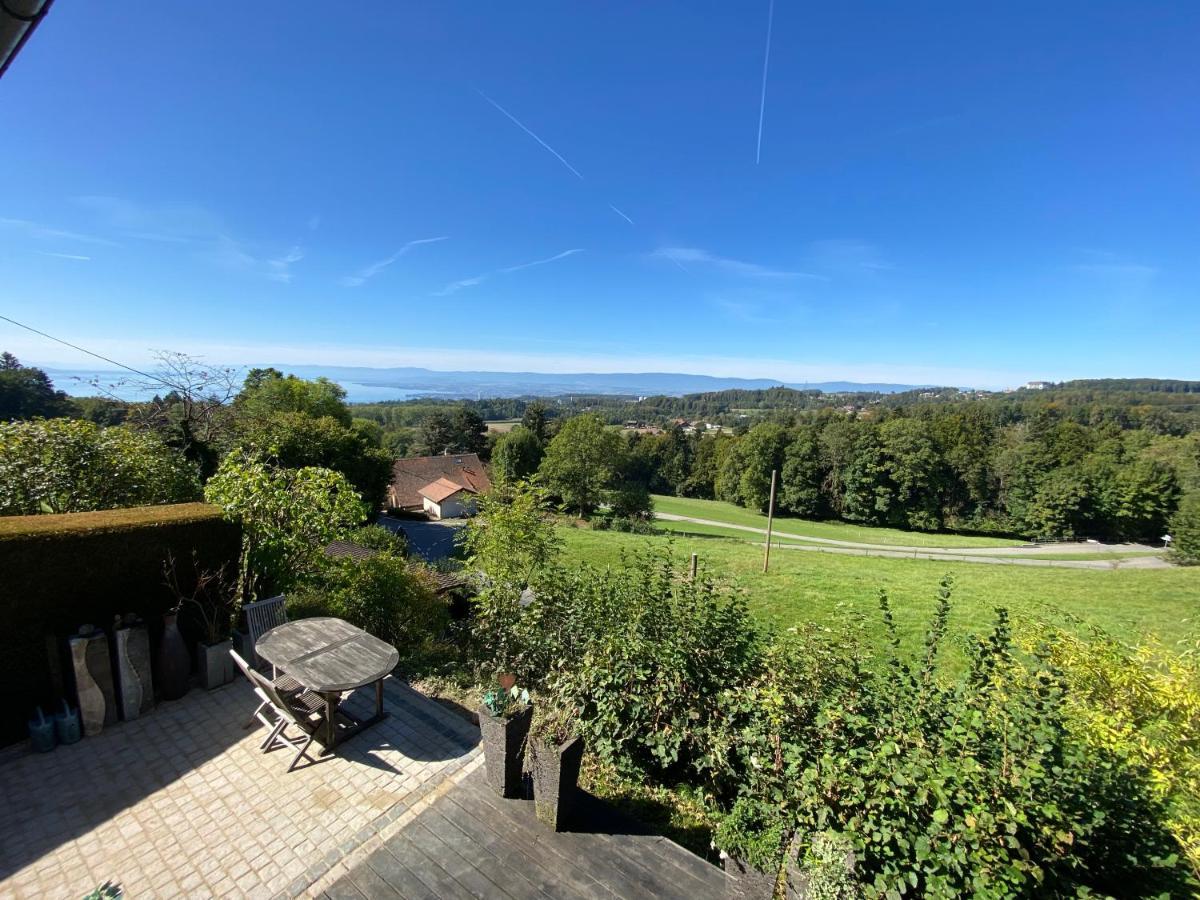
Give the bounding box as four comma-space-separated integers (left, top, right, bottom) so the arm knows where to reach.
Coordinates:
380, 516, 464, 563
655, 513, 1170, 570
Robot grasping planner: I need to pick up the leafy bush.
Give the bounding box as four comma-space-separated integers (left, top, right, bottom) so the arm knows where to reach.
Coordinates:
295, 553, 448, 650
0, 418, 201, 515
1169, 492, 1200, 564
347, 523, 409, 555
499, 546, 762, 777
591, 514, 658, 534
715, 583, 1194, 897
204, 453, 366, 597
1035, 625, 1200, 882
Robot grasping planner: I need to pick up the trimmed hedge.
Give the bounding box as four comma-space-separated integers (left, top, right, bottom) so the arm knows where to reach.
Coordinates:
0, 503, 240, 745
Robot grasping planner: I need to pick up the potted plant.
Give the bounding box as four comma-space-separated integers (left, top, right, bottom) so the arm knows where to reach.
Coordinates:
478, 682, 532, 798
713, 797, 788, 900
526, 695, 583, 831
163, 552, 236, 690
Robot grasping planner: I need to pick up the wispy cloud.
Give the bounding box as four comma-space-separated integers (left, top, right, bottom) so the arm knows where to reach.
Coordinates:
652, 246, 825, 280
35, 250, 92, 261
434, 248, 584, 297
74, 195, 222, 243
805, 239, 892, 274
711, 297, 785, 325
307, 215, 321, 232
477, 89, 585, 181
341, 236, 449, 287
0, 217, 117, 246
267, 247, 304, 283
608, 204, 635, 225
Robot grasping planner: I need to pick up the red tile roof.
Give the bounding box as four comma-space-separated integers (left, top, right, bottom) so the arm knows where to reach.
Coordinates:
387, 453, 491, 509
418, 476, 477, 504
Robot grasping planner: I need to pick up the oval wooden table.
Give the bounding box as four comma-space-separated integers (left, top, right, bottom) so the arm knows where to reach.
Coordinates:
256, 617, 399, 751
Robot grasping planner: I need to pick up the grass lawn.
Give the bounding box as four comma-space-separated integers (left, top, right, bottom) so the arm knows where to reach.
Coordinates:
557, 526, 1200, 663
652, 494, 1023, 548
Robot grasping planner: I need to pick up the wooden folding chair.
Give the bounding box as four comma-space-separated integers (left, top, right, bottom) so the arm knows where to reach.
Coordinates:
246, 667, 328, 772
243, 594, 288, 672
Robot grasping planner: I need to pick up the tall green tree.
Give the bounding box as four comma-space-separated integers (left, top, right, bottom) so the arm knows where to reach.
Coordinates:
234, 411, 393, 511
780, 425, 825, 517
538, 414, 623, 516
521, 400, 551, 444
1169, 492, 1200, 563
234, 369, 350, 425
204, 453, 366, 598
491, 425, 544, 483
0, 353, 77, 421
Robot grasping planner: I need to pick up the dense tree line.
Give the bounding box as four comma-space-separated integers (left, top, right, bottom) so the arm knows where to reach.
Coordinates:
619, 405, 1198, 541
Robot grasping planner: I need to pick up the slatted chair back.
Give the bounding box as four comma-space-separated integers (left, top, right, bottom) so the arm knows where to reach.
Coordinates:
243, 594, 288, 668
231, 648, 288, 749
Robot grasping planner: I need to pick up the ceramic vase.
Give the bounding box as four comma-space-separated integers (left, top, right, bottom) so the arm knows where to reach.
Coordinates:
157, 612, 191, 701
69, 635, 106, 736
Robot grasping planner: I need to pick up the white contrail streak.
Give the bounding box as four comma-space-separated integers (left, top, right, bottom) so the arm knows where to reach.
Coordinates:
477, 90, 585, 181
499, 248, 584, 273
755, 0, 775, 164
608, 204, 635, 225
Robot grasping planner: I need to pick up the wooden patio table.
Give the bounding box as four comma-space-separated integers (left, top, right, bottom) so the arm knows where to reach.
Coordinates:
256, 617, 398, 750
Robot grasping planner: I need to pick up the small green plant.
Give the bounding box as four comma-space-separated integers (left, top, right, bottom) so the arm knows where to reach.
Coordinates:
81, 882, 122, 900
481, 683, 529, 719
529, 686, 580, 746
713, 794, 789, 874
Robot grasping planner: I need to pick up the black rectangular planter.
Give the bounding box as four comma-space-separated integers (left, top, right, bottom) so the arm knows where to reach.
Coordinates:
722, 854, 777, 900
529, 735, 584, 831
478, 704, 533, 798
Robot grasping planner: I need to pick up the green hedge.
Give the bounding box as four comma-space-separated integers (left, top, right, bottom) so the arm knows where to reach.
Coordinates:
0, 503, 240, 745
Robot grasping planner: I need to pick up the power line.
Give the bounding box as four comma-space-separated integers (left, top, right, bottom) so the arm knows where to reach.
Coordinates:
0, 312, 168, 387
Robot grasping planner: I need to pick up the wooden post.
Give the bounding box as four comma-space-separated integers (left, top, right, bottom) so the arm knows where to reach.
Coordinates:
763, 469, 777, 573
689, 553, 698, 580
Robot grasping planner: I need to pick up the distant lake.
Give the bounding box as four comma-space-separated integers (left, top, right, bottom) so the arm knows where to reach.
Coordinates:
43, 369, 438, 404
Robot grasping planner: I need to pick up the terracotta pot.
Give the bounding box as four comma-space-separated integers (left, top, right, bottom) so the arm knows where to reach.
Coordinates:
156, 613, 191, 701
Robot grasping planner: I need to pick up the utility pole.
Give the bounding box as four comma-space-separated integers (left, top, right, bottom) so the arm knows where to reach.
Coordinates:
763, 468, 777, 573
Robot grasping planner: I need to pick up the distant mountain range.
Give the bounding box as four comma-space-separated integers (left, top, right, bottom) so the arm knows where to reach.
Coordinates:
271, 366, 928, 400
44, 364, 928, 403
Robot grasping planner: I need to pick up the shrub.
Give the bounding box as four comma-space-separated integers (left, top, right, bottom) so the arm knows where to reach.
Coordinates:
1169, 492, 1200, 564
347, 523, 409, 556
715, 583, 1194, 897
503, 546, 763, 777
0, 418, 201, 515
305, 553, 449, 651
1035, 625, 1200, 882
204, 453, 366, 597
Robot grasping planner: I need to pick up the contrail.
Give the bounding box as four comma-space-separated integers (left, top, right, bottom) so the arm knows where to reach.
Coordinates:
755, 0, 775, 164
608, 204, 635, 225
477, 89, 585, 181
499, 248, 584, 273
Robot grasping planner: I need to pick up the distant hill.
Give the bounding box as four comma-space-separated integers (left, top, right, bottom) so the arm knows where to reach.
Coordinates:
276, 366, 925, 399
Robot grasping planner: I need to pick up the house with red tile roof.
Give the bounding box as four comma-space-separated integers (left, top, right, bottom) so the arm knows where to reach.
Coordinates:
386, 453, 491, 519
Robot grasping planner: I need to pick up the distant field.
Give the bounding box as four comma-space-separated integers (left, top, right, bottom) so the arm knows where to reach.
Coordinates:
485, 419, 521, 433
652, 495, 1022, 548
556, 526, 1199, 665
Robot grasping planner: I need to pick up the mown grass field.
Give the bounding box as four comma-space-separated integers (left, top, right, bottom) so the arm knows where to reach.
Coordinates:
652, 494, 1023, 548
557, 526, 1200, 664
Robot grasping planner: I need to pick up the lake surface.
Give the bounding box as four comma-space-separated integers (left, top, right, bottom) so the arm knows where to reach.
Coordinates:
44, 369, 438, 404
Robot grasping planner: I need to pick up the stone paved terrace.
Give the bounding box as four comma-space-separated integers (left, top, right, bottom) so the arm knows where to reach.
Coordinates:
0, 677, 727, 899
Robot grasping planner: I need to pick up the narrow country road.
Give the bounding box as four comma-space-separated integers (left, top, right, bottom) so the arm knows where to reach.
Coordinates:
654, 513, 1170, 570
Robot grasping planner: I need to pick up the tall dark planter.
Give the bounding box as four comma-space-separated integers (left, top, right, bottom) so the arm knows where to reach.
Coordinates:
529, 735, 584, 831
722, 855, 777, 900
156, 613, 191, 701
478, 704, 532, 798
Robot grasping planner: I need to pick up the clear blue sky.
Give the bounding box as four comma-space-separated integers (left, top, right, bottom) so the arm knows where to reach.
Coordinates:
1, 2, 1197, 388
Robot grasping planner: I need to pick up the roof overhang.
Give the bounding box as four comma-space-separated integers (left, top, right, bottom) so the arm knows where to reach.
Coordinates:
1, 0, 54, 80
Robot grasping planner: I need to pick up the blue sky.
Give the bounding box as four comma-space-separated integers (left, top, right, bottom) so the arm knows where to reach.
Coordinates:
1, 2, 1197, 388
